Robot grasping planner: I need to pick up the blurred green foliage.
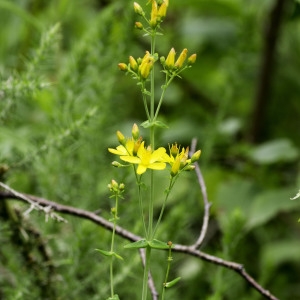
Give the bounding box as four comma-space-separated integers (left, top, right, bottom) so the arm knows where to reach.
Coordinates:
0, 0, 300, 299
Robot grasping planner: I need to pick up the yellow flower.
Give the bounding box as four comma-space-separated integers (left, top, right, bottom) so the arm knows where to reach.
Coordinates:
108, 139, 135, 156
120, 141, 167, 174
165, 48, 176, 69
165, 144, 198, 176
175, 48, 188, 69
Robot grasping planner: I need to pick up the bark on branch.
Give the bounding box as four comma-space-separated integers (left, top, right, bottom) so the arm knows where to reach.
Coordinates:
0, 188, 278, 300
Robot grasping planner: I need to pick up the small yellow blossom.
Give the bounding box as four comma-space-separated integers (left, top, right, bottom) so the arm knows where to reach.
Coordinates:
120, 141, 167, 174
129, 56, 138, 72
187, 53, 197, 65
133, 2, 144, 16
139, 52, 155, 79
150, 1, 158, 28
118, 63, 128, 71
165, 48, 176, 69
157, 1, 168, 20
175, 48, 188, 69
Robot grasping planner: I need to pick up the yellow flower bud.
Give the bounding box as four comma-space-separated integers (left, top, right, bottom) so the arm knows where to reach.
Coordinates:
133, 137, 142, 156
129, 56, 138, 71
165, 48, 176, 69
139, 53, 155, 79
135, 21, 143, 30
118, 63, 128, 72
157, 1, 167, 20
116, 130, 126, 145
187, 53, 197, 65
171, 156, 181, 177
169, 143, 179, 158
133, 2, 144, 16
132, 123, 140, 140
175, 48, 188, 69
150, 1, 158, 28
191, 150, 201, 162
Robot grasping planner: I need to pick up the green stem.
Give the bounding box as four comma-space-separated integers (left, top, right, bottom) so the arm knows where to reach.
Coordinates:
110, 195, 118, 297
136, 173, 148, 239
161, 246, 172, 300
142, 246, 152, 300
152, 177, 175, 238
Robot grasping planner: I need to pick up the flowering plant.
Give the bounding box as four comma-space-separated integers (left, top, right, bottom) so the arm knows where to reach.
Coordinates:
99, 1, 200, 299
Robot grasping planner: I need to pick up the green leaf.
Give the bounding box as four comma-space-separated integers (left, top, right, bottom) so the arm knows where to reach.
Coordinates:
95, 249, 123, 260
140, 120, 169, 129
95, 249, 113, 257
165, 277, 181, 288
148, 239, 170, 249
248, 139, 299, 164
246, 188, 300, 230
124, 239, 148, 249
153, 120, 169, 129
107, 294, 120, 300
141, 120, 151, 128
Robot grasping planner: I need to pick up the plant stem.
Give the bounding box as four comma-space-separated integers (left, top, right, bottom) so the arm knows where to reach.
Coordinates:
152, 177, 175, 238
142, 246, 152, 300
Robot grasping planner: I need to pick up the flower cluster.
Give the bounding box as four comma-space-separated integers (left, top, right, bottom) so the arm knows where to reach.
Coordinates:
108, 124, 201, 176
161, 48, 197, 75
118, 51, 158, 81
165, 143, 201, 177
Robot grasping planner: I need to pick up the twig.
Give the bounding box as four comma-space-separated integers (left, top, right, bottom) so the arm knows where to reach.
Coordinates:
0, 182, 67, 223
190, 138, 212, 249
0, 190, 278, 300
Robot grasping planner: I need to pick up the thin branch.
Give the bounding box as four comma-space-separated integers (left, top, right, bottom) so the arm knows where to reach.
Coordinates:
0, 190, 278, 300
190, 138, 212, 249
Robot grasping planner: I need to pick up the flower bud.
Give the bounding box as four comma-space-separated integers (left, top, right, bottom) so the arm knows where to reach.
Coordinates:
133, 2, 144, 16
133, 137, 142, 156
191, 150, 201, 162
175, 48, 188, 68
132, 123, 140, 140
129, 56, 138, 72
112, 161, 123, 167
171, 156, 180, 177
116, 130, 126, 145
118, 63, 128, 72
187, 53, 197, 65
150, 1, 158, 28
139, 54, 155, 79
169, 143, 179, 158
135, 21, 143, 30
157, 1, 167, 20
165, 48, 176, 69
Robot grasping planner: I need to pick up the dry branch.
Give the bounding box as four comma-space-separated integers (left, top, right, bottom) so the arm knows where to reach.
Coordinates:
0, 188, 278, 300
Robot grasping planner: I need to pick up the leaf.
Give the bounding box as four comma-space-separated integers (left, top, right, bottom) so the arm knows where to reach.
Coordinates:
141, 120, 151, 128
164, 277, 181, 288
248, 139, 299, 164
153, 120, 169, 129
140, 120, 169, 129
148, 239, 170, 249
124, 239, 148, 249
107, 294, 120, 300
95, 249, 113, 257
95, 249, 123, 260
246, 188, 300, 230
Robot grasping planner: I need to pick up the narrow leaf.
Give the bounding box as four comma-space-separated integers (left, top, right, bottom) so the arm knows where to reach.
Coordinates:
124, 239, 148, 249
95, 249, 113, 257
149, 239, 170, 249
165, 277, 181, 288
